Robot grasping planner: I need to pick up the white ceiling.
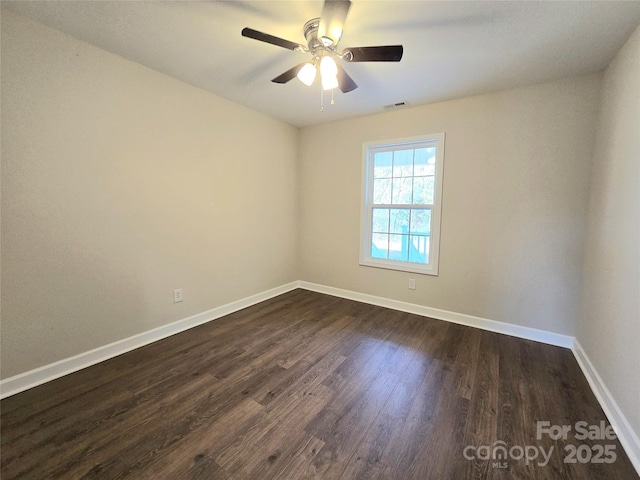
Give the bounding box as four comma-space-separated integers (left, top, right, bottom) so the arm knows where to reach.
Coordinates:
5, 1, 640, 127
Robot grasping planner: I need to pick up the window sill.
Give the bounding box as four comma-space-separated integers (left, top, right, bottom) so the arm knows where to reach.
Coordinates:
359, 258, 439, 276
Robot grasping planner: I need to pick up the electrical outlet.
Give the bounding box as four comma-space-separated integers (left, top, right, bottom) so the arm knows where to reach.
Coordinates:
173, 289, 183, 303
408, 279, 416, 290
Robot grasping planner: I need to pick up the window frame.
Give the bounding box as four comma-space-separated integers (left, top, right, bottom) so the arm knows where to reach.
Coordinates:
359, 133, 445, 276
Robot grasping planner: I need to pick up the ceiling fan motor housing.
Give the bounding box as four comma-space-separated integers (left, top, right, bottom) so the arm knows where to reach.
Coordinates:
303, 18, 323, 54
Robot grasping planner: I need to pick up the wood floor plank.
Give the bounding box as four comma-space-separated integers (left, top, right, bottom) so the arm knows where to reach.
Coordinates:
407, 393, 471, 480
308, 369, 400, 479
4, 372, 219, 479
216, 384, 333, 479
1, 289, 638, 480
454, 327, 483, 400
370, 357, 451, 480
464, 331, 501, 479
273, 434, 326, 480
494, 334, 531, 480
1, 342, 244, 447
337, 411, 395, 480
133, 398, 265, 479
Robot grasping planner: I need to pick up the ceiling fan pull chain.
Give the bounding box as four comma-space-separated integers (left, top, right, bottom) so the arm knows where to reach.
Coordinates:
320, 85, 324, 112
331, 88, 335, 105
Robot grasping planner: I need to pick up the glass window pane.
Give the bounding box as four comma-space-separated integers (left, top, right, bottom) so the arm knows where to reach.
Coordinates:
409, 235, 429, 264
412, 176, 435, 204
412, 177, 427, 204
414, 148, 427, 176
389, 234, 408, 261
410, 209, 431, 235
374, 152, 392, 178
392, 150, 414, 177
425, 176, 435, 204
371, 233, 388, 259
372, 208, 389, 233
373, 178, 391, 204
389, 208, 409, 234
392, 177, 413, 204
414, 147, 436, 175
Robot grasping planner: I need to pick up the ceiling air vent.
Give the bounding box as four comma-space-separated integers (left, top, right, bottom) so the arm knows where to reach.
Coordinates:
384, 101, 410, 110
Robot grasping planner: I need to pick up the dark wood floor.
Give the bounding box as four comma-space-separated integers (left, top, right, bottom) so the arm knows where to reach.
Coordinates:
1, 289, 638, 480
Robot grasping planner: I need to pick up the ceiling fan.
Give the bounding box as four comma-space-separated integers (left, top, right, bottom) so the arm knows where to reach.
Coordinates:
241, 0, 403, 94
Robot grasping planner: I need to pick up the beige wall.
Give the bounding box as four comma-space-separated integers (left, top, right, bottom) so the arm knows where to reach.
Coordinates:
578, 26, 640, 437
298, 74, 602, 335
1, 10, 298, 378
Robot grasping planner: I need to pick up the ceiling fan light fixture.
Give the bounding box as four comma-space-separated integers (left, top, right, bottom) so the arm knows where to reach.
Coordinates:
320, 55, 339, 90
320, 56, 337, 77
322, 73, 339, 91
297, 62, 317, 86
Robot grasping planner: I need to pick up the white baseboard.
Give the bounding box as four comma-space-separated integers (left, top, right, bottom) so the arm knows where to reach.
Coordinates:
298, 281, 574, 348
5, 280, 572, 399
572, 339, 640, 475
3, 280, 637, 477
0, 282, 299, 399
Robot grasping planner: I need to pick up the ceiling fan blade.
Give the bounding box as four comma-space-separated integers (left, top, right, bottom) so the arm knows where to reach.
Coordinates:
318, 0, 351, 47
343, 45, 404, 62
271, 63, 306, 84
241, 28, 303, 51
336, 64, 358, 93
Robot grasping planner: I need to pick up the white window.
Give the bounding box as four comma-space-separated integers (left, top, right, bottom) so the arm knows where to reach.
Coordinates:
360, 133, 445, 276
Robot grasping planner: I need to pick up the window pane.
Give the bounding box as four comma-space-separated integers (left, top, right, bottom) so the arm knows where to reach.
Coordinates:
389, 208, 409, 234
373, 178, 391, 204
392, 177, 413, 204
393, 150, 414, 177
412, 176, 435, 204
371, 233, 388, 259
372, 208, 389, 233
425, 176, 435, 204
389, 234, 408, 261
413, 177, 427, 204
414, 147, 436, 176
410, 209, 431, 235
409, 235, 429, 264
374, 152, 392, 178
